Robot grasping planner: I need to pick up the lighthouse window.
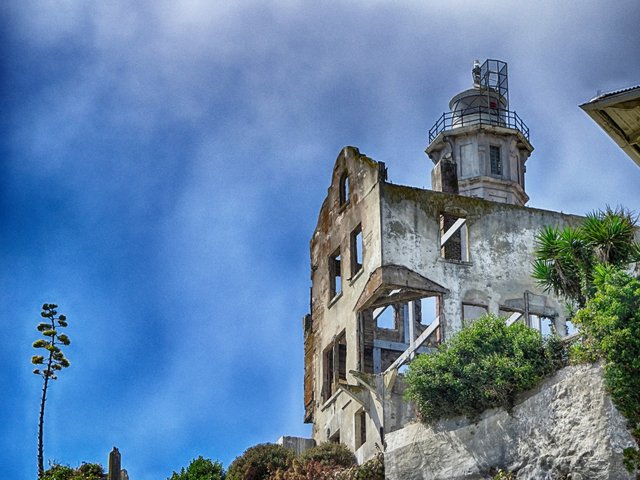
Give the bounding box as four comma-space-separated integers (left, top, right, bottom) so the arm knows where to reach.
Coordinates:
490, 146, 502, 175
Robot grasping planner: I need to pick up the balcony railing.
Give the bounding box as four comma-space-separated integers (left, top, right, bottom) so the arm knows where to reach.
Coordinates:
428, 106, 529, 144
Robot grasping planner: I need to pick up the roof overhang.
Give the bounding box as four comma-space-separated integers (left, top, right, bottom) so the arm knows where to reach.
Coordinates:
354, 264, 448, 312
580, 85, 640, 167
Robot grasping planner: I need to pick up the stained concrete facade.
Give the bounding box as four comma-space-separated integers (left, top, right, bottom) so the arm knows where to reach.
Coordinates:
303, 60, 583, 464
303, 146, 581, 463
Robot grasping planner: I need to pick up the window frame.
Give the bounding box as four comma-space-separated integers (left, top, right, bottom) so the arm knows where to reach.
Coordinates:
328, 248, 342, 301
350, 224, 363, 278
489, 145, 502, 176
339, 172, 350, 207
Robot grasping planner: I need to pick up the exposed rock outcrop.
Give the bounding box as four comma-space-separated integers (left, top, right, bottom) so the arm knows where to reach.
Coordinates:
385, 364, 637, 479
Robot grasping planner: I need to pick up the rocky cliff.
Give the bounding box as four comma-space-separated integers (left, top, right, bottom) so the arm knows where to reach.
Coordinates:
385, 364, 637, 480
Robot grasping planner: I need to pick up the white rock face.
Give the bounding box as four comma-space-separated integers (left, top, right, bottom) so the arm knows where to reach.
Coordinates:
385, 364, 637, 480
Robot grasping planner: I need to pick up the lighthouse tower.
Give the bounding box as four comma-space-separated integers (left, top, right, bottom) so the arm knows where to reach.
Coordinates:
426, 59, 533, 205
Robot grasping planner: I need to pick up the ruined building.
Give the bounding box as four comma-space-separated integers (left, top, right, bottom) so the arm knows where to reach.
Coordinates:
302, 60, 582, 463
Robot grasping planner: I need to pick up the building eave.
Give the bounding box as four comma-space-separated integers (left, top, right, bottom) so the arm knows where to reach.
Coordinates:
580, 85, 640, 167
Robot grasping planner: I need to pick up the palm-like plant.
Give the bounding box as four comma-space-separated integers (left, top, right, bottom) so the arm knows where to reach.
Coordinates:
533, 207, 640, 308
581, 207, 639, 265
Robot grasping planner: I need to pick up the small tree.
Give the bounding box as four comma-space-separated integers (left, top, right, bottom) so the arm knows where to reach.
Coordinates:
226, 444, 293, 480
32, 303, 71, 478
168, 456, 225, 480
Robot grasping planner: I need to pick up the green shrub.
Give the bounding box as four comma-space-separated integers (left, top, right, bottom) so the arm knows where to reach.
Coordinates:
573, 268, 640, 473
168, 455, 225, 480
272, 450, 383, 480
567, 336, 599, 364
298, 443, 356, 468
41, 464, 75, 480
41, 463, 104, 480
404, 314, 563, 422
491, 470, 515, 480
75, 463, 103, 480
343, 451, 384, 480
227, 444, 293, 480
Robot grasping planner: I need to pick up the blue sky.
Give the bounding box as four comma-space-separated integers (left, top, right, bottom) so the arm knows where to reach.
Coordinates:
2, 1, 640, 478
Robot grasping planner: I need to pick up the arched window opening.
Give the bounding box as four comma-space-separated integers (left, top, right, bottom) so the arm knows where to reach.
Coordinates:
339, 172, 350, 206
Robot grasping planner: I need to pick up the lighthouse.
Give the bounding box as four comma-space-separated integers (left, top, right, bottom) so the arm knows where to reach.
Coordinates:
426, 59, 533, 206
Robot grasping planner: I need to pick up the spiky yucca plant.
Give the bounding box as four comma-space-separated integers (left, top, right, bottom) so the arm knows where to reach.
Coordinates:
532, 206, 640, 308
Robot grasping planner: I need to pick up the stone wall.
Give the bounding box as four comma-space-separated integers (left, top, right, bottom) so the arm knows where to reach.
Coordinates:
385, 364, 637, 480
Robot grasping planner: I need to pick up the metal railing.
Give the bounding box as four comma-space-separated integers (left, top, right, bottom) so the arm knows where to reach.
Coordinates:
428, 106, 529, 143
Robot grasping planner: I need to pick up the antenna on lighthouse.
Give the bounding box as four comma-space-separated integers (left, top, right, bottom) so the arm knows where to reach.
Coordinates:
472, 59, 481, 88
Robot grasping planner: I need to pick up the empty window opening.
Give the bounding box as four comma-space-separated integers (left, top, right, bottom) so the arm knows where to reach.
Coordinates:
323, 345, 334, 401
490, 145, 502, 175
374, 305, 399, 330
539, 317, 554, 337
462, 303, 488, 326
381, 348, 400, 371
440, 214, 469, 261
354, 409, 367, 450
322, 332, 347, 402
566, 319, 578, 336
339, 172, 350, 206
420, 296, 439, 326
406, 296, 442, 347
350, 225, 363, 277
529, 314, 543, 332
329, 250, 342, 300
362, 345, 374, 375
329, 429, 341, 444
337, 341, 347, 383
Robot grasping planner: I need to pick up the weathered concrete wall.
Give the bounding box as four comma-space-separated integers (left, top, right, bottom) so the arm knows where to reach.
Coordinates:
277, 436, 316, 456
306, 146, 386, 454
380, 184, 582, 337
385, 364, 637, 480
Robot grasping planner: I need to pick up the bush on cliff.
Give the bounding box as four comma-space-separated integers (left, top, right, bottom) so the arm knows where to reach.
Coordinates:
404, 314, 563, 422
572, 267, 640, 473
